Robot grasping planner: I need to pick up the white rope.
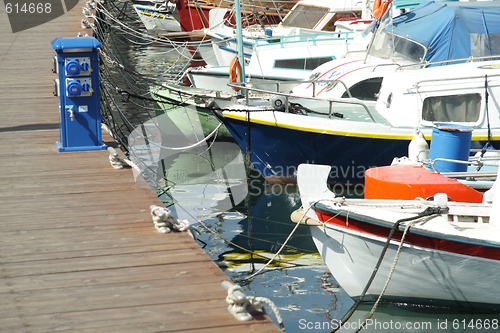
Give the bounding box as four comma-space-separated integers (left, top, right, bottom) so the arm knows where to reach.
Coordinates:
145, 122, 222, 151
150, 205, 195, 237
354, 218, 428, 332
243, 197, 345, 281
225, 284, 285, 330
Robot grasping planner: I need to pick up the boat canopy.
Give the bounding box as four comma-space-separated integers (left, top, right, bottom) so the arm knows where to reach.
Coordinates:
371, 1, 500, 64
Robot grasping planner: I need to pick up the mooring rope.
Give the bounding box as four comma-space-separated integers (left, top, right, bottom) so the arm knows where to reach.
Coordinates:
243, 198, 345, 281
329, 206, 449, 333
225, 283, 285, 331
353, 218, 429, 332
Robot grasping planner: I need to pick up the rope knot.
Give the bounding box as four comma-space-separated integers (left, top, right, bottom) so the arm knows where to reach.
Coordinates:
150, 205, 194, 237
223, 281, 284, 330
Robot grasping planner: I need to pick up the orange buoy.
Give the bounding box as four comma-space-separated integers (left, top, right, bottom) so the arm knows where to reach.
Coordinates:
364, 165, 483, 203
229, 57, 241, 92
373, 0, 392, 19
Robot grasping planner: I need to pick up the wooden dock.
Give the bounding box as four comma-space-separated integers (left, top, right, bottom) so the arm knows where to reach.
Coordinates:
0, 3, 281, 332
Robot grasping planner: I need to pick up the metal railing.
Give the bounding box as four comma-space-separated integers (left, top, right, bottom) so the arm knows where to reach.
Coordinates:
227, 79, 376, 122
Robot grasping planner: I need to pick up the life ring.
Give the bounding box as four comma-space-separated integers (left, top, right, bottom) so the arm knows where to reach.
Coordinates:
229, 57, 241, 92
373, 0, 392, 19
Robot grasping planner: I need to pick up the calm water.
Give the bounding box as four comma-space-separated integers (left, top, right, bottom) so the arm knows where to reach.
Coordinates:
103, 26, 499, 333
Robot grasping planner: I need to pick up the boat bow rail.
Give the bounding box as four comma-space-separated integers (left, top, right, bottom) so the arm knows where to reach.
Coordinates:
223, 79, 377, 122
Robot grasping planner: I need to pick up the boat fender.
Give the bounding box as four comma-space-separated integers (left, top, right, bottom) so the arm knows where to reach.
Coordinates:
408, 128, 429, 162
229, 57, 241, 92
270, 95, 286, 111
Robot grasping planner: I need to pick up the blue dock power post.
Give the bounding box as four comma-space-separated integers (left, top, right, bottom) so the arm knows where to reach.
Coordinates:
52, 37, 107, 152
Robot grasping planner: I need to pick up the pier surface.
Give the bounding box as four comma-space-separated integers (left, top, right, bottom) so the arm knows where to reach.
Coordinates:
0, 3, 280, 332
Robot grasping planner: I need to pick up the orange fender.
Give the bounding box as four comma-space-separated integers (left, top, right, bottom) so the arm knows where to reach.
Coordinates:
373, 0, 392, 19
229, 57, 241, 92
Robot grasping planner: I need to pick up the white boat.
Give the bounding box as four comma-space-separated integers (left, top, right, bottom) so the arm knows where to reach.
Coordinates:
189, 27, 373, 93
133, 1, 181, 35
187, 0, 376, 91
207, 0, 372, 65
294, 162, 500, 311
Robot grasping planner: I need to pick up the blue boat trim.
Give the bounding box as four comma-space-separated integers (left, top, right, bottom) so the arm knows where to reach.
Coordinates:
218, 46, 252, 57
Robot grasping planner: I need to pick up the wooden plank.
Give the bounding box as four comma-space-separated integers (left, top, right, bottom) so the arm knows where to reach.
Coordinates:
0, 237, 201, 263
0, 279, 231, 317
0, 262, 223, 293
0, 248, 211, 277
0, 303, 278, 333
0, 0, 281, 331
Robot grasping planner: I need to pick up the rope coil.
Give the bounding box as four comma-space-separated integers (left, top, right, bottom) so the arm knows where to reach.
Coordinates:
223, 282, 285, 330
150, 205, 194, 237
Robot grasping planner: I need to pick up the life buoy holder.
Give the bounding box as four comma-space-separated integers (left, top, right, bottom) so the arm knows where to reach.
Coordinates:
372, 0, 392, 19
229, 57, 241, 92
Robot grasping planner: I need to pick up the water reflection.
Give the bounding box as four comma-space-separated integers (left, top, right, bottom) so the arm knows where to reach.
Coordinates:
216, 184, 322, 273
155, 136, 500, 333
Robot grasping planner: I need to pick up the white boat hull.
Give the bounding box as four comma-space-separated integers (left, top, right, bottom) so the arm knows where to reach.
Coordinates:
309, 222, 500, 310
133, 4, 181, 35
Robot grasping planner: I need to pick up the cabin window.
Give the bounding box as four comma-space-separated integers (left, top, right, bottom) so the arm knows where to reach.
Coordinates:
274, 57, 334, 70
341, 77, 383, 101
281, 5, 329, 29
422, 94, 481, 123
322, 11, 361, 31
471, 33, 500, 58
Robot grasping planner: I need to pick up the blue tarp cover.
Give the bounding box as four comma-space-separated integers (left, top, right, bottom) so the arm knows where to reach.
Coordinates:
387, 1, 500, 63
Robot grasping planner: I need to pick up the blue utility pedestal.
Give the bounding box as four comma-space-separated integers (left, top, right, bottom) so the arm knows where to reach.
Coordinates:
52, 37, 107, 152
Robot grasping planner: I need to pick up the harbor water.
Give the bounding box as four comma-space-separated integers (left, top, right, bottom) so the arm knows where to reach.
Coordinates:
102, 25, 499, 333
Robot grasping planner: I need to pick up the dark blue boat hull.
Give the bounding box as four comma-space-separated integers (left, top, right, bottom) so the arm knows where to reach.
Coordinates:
220, 115, 410, 185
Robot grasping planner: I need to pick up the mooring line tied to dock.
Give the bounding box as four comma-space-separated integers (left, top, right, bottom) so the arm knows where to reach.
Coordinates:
222, 280, 285, 331
150, 205, 199, 238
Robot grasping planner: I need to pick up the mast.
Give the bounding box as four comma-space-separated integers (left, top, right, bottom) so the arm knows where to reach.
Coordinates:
235, 0, 246, 90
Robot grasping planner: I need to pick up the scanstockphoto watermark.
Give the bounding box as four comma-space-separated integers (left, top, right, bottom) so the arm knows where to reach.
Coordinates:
252, 161, 374, 182
248, 161, 377, 197
298, 318, 500, 331
298, 318, 435, 331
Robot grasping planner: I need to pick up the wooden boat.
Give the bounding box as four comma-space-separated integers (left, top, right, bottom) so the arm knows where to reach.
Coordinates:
293, 163, 500, 311
174, 0, 295, 33
135, 0, 294, 38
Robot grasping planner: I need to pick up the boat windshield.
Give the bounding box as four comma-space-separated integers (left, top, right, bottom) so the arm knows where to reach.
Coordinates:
369, 29, 426, 63
281, 5, 330, 29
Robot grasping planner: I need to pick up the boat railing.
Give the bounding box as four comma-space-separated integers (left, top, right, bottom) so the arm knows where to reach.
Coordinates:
427, 149, 500, 177
370, 62, 402, 72
227, 79, 376, 122
399, 54, 500, 71
254, 31, 354, 49
408, 72, 500, 93
230, 77, 354, 97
